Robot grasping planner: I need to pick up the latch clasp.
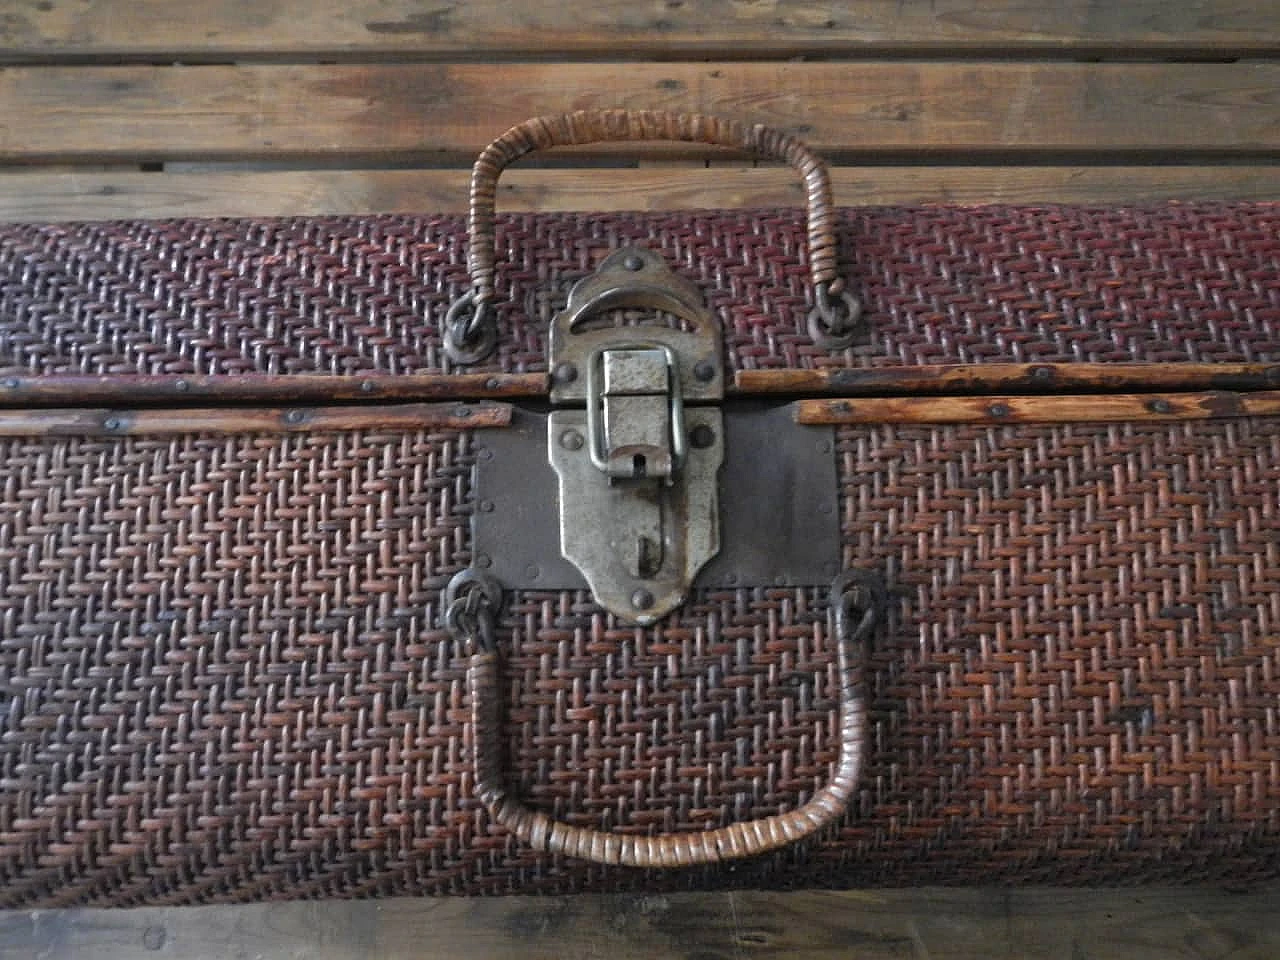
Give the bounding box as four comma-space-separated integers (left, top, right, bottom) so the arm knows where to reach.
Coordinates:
547, 247, 723, 624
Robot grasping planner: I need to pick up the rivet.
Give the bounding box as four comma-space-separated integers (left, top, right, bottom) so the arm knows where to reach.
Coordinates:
477, 448, 494, 462
560, 429, 585, 451
622, 255, 645, 271
484, 377, 501, 391
1030, 365, 1055, 382
1148, 398, 1173, 414
479, 500, 495, 513
552, 362, 579, 385
102, 416, 125, 431
693, 360, 717, 383
283, 409, 307, 424
988, 403, 1011, 418
774, 575, 788, 586
360, 379, 376, 393
455, 406, 472, 419
1, 378, 18, 389
174, 379, 190, 392
631, 589, 655, 610
475, 553, 493, 569
525, 563, 541, 580
689, 424, 716, 449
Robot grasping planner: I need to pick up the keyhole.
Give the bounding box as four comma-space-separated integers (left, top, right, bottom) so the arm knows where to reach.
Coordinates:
632, 454, 647, 480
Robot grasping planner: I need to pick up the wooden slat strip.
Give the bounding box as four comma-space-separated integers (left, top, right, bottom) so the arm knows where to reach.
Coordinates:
795, 391, 1280, 425
0, 165, 1276, 221
2, 1, 1277, 61
736, 363, 1280, 396
0, 401, 512, 437
0, 63, 1276, 163
0, 373, 548, 407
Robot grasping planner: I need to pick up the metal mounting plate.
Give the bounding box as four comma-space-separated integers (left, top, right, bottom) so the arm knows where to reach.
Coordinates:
471, 403, 841, 596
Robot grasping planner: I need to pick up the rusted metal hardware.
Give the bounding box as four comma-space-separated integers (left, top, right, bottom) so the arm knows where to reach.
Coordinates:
547, 247, 723, 624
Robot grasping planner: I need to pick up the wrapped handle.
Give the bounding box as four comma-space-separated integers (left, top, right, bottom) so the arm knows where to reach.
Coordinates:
459, 571, 882, 867
445, 109, 861, 363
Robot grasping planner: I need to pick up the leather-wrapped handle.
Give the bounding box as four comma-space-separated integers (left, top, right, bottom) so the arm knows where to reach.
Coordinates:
467, 573, 879, 867
444, 110, 861, 363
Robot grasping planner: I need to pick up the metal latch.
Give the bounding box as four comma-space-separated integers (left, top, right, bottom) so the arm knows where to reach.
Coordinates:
548, 247, 724, 624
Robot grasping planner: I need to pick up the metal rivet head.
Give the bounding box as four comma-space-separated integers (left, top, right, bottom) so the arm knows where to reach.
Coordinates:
1030, 365, 1055, 382
2, 378, 18, 389
360, 379, 376, 393
988, 403, 1011, 418
475, 553, 493, 569
174, 379, 190, 393
631, 589, 655, 610
560, 429, 585, 451
1148, 398, 1173, 414
524, 564, 541, 580
622, 255, 645, 271
102, 417, 125, 432
693, 360, 717, 383
455, 406, 472, 419
479, 500, 495, 513
283, 409, 307, 425
484, 377, 501, 391
477, 448, 494, 461
552, 362, 579, 385
689, 424, 716, 449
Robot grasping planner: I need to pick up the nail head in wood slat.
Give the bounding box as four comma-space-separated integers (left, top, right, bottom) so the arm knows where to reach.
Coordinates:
0, 402, 513, 437
0, 63, 1277, 162
4, 0, 1278, 59
794, 391, 1280, 425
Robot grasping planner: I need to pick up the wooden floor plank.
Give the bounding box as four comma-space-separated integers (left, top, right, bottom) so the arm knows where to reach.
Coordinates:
0, 888, 1277, 960
0, 63, 1277, 164
0, 166, 1274, 221
2, 0, 1277, 61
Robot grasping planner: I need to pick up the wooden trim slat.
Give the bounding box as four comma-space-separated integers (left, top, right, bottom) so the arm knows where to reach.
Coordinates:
0, 165, 1276, 221
0, 402, 513, 437
2, 1, 1277, 61
0, 63, 1276, 163
795, 391, 1280, 425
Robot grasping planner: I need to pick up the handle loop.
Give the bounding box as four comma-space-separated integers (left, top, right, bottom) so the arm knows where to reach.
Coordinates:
455, 570, 883, 867
445, 109, 857, 363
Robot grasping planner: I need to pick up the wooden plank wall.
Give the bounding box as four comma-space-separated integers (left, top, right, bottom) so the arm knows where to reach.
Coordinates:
0, 0, 1276, 220
2, 3, 1279, 957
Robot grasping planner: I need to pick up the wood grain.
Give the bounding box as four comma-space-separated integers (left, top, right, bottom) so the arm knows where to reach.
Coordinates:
1, 63, 1277, 163
736, 363, 1280, 396
0, 372, 548, 407
794, 390, 1280, 425
1, 165, 1277, 221
0, 887, 1277, 959
1, 0, 1276, 61
0, 401, 512, 437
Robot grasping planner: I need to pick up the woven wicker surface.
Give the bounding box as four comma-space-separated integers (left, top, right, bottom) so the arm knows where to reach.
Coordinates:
1, 416, 1277, 904
1, 205, 1276, 378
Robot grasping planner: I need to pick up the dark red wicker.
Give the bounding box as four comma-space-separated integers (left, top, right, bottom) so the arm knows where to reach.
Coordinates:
0, 203, 1277, 904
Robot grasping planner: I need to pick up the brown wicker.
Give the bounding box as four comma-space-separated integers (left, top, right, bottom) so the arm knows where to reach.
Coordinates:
0, 199, 1277, 903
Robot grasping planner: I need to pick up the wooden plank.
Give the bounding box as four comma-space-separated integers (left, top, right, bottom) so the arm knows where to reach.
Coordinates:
1, 887, 1278, 960
794, 390, 1280, 425
2, 0, 1277, 61
0, 63, 1277, 164
1, 165, 1277, 221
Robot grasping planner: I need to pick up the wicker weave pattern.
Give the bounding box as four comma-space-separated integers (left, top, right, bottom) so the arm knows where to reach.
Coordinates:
0, 205, 1275, 377
0, 419, 1276, 903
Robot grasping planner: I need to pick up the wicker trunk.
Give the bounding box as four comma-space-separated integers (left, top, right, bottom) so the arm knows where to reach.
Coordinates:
0, 113, 1277, 905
